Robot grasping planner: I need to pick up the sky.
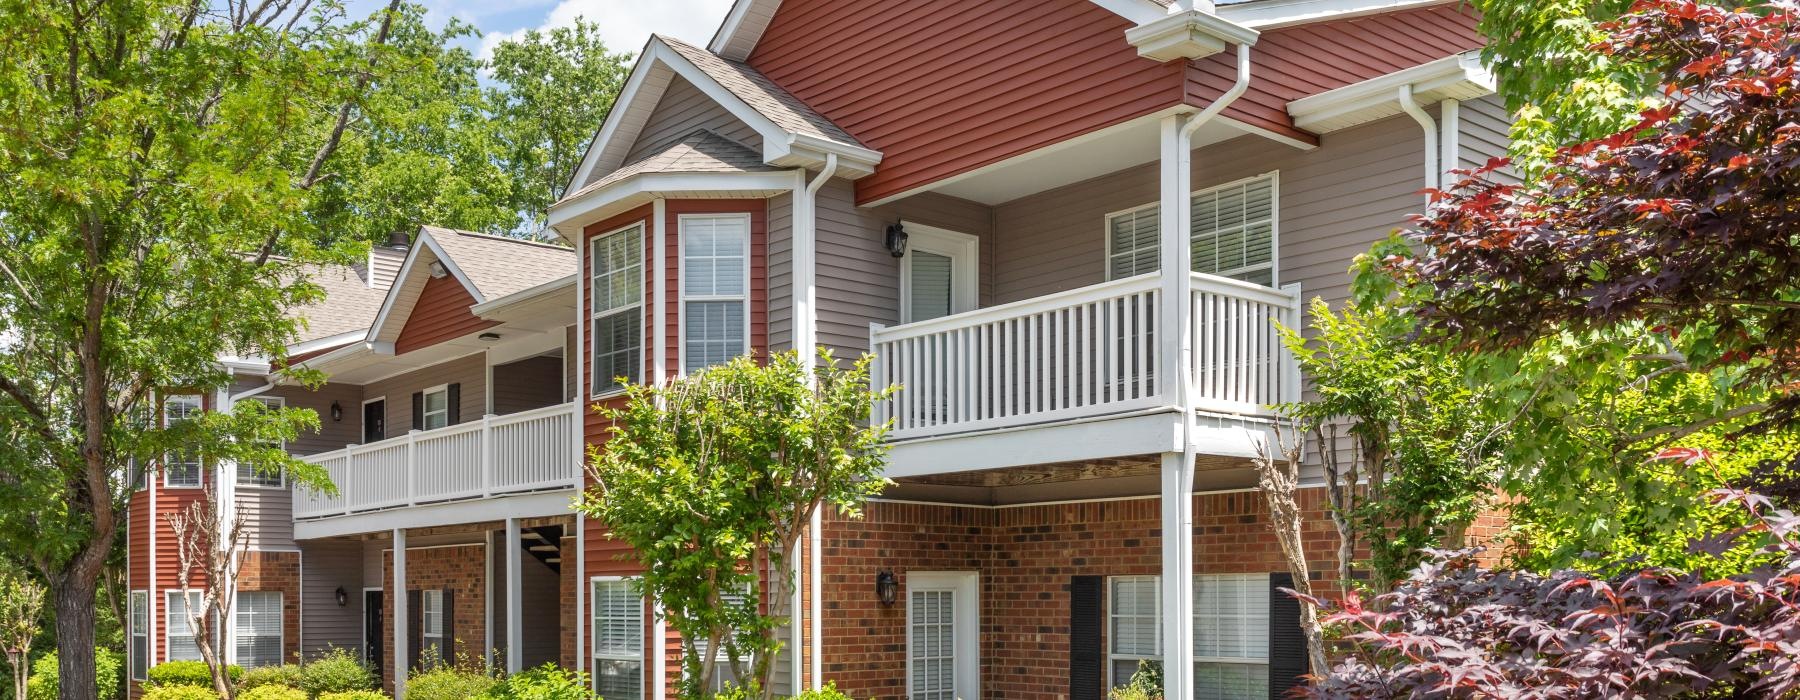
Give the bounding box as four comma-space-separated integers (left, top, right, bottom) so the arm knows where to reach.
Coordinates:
413, 0, 738, 59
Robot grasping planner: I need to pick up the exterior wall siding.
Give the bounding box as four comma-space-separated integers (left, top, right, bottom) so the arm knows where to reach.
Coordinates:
1185, 4, 1485, 144
299, 539, 365, 658
394, 275, 500, 355
624, 75, 763, 163
362, 352, 487, 435
490, 355, 564, 415
265, 382, 365, 456
238, 488, 295, 550
747, 0, 1187, 205
1458, 93, 1518, 179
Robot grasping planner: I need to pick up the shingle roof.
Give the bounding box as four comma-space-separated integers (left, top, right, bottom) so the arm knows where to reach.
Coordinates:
420, 227, 576, 301
656, 35, 866, 151
292, 264, 387, 344
564, 129, 777, 202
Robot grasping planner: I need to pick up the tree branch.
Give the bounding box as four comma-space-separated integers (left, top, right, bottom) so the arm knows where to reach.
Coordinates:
1626, 401, 1772, 446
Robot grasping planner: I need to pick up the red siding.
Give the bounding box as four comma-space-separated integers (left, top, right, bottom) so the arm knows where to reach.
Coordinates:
1188, 4, 1484, 143
747, 0, 1187, 205
393, 275, 499, 355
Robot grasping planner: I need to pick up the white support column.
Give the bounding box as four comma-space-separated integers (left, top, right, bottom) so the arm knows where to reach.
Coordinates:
1439, 97, 1462, 186
504, 517, 523, 674
1159, 452, 1194, 700
392, 529, 408, 700
652, 198, 669, 384
1157, 114, 1194, 404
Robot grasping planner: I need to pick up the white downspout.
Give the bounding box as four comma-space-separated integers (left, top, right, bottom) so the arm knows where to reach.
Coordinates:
1161, 40, 1251, 700
798, 153, 836, 692
1397, 84, 1440, 197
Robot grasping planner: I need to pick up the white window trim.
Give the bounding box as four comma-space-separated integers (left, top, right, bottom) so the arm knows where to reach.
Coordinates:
162, 395, 204, 489
1102, 171, 1281, 287
421, 589, 445, 660
590, 223, 646, 399
237, 397, 286, 489
420, 384, 450, 432
677, 213, 753, 375
129, 590, 149, 680
361, 396, 387, 445
1106, 575, 1162, 690
591, 575, 645, 700
898, 222, 980, 324
234, 591, 283, 668
165, 590, 207, 662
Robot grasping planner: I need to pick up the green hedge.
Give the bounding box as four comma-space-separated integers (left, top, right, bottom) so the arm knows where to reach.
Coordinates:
237, 685, 307, 700
24, 648, 124, 700
297, 649, 376, 696
407, 666, 496, 700
147, 659, 242, 688
316, 691, 391, 700
238, 664, 304, 692
477, 664, 593, 699
141, 686, 221, 700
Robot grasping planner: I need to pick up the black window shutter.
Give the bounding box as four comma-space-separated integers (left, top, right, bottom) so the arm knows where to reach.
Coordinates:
406, 589, 422, 673
410, 392, 424, 431
1070, 575, 1104, 700
446, 383, 461, 424
441, 588, 456, 666
1268, 572, 1307, 699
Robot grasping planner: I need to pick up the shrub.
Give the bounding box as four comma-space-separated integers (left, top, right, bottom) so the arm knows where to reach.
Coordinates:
1107, 661, 1163, 700
237, 665, 304, 692
317, 691, 391, 700
477, 664, 593, 699
407, 667, 495, 700
237, 686, 307, 700
790, 683, 856, 700
25, 648, 124, 700
147, 659, 241, 688
141, 686, 221, 700
297, 648, 376, 696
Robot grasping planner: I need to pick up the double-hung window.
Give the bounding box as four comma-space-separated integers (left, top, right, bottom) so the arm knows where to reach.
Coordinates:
680, 214, 750, 374
591, 577, 644, 700
129, 591, 149, 680
1106, 574, 1271, 699
420, 385, 450, 431
166, 591, 206, 662
163, 395, 204, 488
237, 396, 285, 488
420, 589, 446, 666
591, 225, 644, 395
235, 591, 283, 668
1105, 173, 1279, 286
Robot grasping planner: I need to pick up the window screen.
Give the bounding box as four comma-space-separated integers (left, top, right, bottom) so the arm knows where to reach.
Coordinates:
1105, 574, 1273, 698
129, 591, 148, 680
681, 215, 749, 374
592, 578, 644, 700
235, 591, 283, 668
1104, 174, 1278, 287
166, 591, 205, 661
592, 225, 645, 395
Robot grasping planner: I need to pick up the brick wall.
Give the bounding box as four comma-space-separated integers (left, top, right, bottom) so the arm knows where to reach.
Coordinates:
816, 487, 1373, 699
237, 550, 302, 666
561, 536, 578, 670
380, 544, 488, 692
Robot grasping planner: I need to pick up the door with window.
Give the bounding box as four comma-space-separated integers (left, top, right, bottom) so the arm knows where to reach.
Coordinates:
363, 590, 383, 676
363, 399, 385, 443
906, 571, 979, 700
900, 223, 979, 324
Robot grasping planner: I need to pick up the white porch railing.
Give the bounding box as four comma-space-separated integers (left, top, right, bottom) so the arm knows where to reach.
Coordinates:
293, 401, 581, 520
870, 273, 1302, 441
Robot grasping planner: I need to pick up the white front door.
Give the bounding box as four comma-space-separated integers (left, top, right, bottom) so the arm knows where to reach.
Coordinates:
907, 571, 979, 700
900, 223, 979, 324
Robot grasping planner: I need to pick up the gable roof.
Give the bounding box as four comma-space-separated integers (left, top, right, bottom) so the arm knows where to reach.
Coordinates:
367, 227, 575, 348
708, 0, 1459, 59
564, 129, 776, 203
564, 35, 880, 201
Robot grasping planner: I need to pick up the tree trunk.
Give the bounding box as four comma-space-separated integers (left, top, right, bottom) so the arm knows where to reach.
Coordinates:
12, 650, 27, 700
51, 573, 98, 700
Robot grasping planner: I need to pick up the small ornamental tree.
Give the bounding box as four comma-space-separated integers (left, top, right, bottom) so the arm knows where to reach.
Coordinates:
0, 567, 45, 700
576, 350, 894, 699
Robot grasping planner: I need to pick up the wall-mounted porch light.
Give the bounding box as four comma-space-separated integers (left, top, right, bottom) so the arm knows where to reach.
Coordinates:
334, 586, 348, 607
329, 401, 342, 422
883, 223, 908, 258
875, 570, 898, 606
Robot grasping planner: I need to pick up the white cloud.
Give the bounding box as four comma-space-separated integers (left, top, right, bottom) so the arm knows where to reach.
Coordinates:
478, 0, 735, 61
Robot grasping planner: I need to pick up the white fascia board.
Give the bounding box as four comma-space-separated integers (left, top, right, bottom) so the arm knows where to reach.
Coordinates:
548, 170, 799, 233
216, 357, 274, 374
1288, 51, 1493, 133
470, 274, 576, 319
1090, 0, 1171, 25
567, 36, 668, 195
286, 330, 365, 358
708, 0, 780, 61
293, 490, 576, 540
884, 411, 1186, 478
1218, 0, 1457, 29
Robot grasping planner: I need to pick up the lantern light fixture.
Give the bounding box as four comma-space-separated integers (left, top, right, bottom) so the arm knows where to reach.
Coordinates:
875, 570, 898, 606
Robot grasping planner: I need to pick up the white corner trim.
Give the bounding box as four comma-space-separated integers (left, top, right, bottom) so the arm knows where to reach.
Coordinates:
1287, 51, 1493, 134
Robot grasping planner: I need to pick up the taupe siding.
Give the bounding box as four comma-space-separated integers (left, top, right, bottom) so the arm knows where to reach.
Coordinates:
768, 193, 794, 352
362, 353, 487, 432
490, 355, 563, 415
266, 382, 365, 456
300, 540, 365, 657
808, 179, 997, 357
624, 76, 763, 163
1458, 94, 1518, 181
563, 325, 578, 401
238, 489, 295, 549
989, 111, 1429, 311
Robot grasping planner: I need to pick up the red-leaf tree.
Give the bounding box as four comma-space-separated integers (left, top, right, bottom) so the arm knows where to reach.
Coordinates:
1395, 0, 1800, 430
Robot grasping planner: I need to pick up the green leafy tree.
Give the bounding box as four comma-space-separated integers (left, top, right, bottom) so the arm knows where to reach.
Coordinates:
487, 19, 633, 230
0, 0, 409, 695
577, 351, 893, 699
0, 567, 45, 700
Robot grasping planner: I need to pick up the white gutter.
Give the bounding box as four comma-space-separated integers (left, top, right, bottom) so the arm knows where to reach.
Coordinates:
1397, 84, 1440, 195
796, 153, 837, 692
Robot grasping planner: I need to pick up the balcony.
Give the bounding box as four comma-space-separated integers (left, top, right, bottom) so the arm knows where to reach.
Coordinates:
294, 401, 581, 523
870, 272, 1301, 448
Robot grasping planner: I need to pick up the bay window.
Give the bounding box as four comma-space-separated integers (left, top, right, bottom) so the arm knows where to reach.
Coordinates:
591, 224, 644, 395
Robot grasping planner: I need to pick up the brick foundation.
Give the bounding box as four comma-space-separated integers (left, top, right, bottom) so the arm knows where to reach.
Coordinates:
381, 544, 488, 692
